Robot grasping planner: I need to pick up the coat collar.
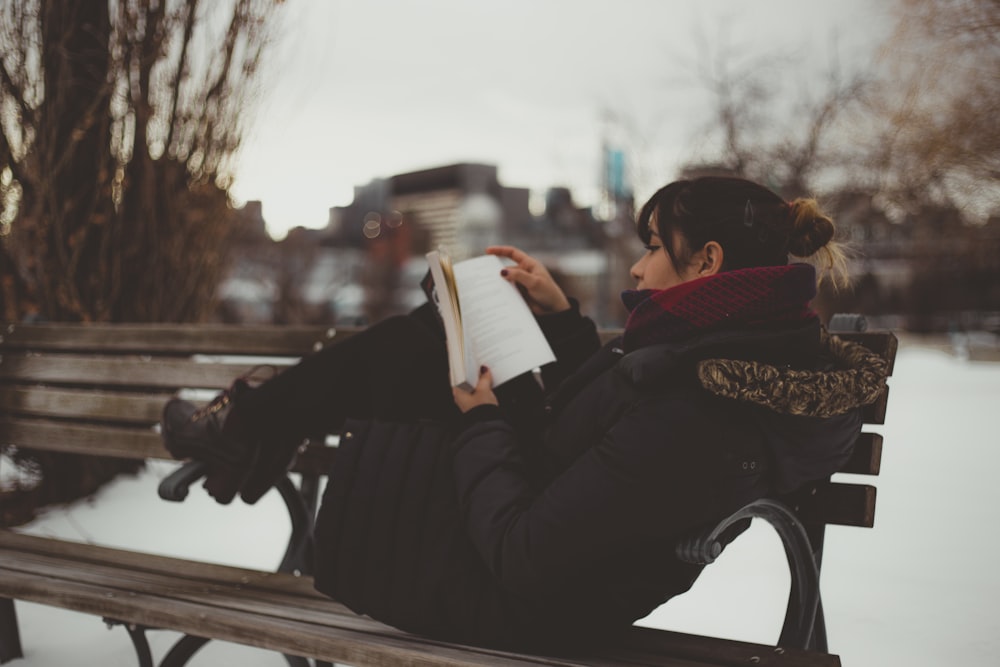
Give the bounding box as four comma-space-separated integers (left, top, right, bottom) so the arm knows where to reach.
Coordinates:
696, 328, 888, 418
614, 322, 887, 419
615, 321, 820, 389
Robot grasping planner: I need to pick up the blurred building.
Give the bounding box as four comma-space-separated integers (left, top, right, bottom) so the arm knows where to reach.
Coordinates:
327, 163, 530, 260
217, 162, 635, 328
815, 190, 1000, 333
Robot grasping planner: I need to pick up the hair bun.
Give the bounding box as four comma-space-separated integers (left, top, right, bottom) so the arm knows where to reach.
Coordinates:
786, 198, 834, 257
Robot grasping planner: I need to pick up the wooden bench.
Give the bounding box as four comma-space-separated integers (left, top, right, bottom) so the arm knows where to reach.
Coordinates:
0, 321, 896, 667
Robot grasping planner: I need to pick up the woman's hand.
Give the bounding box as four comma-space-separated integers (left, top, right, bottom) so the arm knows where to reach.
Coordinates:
452, 366, 499, 413
486, 245, 572, 315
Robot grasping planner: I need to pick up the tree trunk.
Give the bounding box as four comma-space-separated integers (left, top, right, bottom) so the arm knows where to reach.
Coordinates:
33, 0, 115, 321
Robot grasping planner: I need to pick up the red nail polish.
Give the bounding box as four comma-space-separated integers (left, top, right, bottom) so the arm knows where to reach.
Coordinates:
480, 365, 488, 375
500, 269, 508, 277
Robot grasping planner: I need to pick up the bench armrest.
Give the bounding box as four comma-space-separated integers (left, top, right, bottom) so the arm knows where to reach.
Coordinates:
675, 498, 822, 651
157, 461, 210, 502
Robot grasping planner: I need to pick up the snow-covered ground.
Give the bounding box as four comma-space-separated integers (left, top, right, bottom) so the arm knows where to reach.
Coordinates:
7, 338, 1000, 666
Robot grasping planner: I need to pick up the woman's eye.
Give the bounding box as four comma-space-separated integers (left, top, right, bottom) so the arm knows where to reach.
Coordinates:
644, 244, 660, 252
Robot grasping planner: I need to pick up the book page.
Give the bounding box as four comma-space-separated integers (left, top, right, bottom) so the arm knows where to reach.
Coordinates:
425, 249, 468, 388
452, 255, 556, 387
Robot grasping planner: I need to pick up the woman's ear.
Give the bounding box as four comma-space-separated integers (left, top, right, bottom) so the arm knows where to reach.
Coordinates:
696, 241, 724, 276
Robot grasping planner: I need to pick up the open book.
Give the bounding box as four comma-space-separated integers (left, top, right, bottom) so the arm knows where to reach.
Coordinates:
425, 249, 556, 390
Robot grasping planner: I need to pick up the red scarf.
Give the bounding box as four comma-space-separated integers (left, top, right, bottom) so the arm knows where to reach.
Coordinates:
621, 264, 818, 352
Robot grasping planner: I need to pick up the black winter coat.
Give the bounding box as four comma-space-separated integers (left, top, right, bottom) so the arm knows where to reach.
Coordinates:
313, 306, 886, 650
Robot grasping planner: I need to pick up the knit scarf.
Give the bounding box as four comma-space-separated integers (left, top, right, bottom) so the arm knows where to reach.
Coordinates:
620, 263, 819, 352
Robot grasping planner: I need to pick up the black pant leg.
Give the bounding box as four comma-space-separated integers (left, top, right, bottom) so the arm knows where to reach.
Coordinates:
233, 305, 459, 444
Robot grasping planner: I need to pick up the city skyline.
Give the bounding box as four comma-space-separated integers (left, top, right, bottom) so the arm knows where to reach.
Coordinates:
227, 0, 890, 239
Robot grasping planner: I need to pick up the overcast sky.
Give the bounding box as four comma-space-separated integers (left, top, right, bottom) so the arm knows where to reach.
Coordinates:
229, 0, 892, 239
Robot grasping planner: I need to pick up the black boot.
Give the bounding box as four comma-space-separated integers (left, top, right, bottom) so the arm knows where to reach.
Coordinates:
162, 377, 299, 505
162, 380, 250, 462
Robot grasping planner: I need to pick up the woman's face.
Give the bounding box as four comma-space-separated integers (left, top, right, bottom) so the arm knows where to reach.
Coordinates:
629, 226, 700, 291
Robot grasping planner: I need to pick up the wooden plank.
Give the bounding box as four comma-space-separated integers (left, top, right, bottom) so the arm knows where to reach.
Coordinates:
0, 387, 163, 423
0, 568, 583, 667
0, 536, 744, 667
2, 324, 892, 371
0, 419, 335, 474
0, 563, 827, 667
609, 627, 839, 667
839, 433, 881, 476
0, 541, 827, 667
0, 550, 361, 627
786, 483, 877, 528
0, 535, 355, 626
0, 323, 362, 356
5, 548, 592, 667
0, 419, 167, 460
0, 352, 296, 389
0, 531, 312, 589
0, 419, 337, 477
0, 533, 840, 667
0, 534, 839, 666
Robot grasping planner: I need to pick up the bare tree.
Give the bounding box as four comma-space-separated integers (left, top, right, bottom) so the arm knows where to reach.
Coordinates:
862, 0, 1000, 218
685, 33, 869, 199
0, 0, 283, 524
0, 0, 282, 323
676, 7, 1000, 329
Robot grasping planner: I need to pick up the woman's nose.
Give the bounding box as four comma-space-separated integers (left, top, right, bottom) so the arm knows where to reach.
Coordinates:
630, 256, 643, 281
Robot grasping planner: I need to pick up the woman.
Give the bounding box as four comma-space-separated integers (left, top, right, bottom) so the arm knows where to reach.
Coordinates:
163, 176, 887, 651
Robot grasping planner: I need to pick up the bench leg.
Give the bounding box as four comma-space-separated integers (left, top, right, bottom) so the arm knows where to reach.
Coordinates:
103, 619, 154, 667
160, 635, 210, 667
160, 632, 324, 667
0, 598, 23, 664
805, 523, 829, 652
276, 475, 315, 575
282, 653, 312, 667
811, 599, 828, 652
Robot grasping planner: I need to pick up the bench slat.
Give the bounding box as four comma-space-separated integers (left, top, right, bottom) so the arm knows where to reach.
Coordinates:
0, 387, 163, 423
0, 353, 295, 390
0, 567, 587, 667
0, 531, 310, 589
613, 627, 838, 667
841, 433, 881, 476
1, 323, 360, 356
2, 550, 394, 636
0, 532, 837, 666
0, 419, 337, 476
7, 550, 653, 667
789, 483, 876, 528
0, 418, 167, 460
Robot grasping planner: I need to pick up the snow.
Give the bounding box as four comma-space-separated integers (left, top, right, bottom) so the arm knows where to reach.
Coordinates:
641, 343, 1000, 666
7, 339, 1000, 666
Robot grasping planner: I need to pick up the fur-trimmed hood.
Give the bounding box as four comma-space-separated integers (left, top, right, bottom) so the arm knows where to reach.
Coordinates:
613, 323, 888, 494
696, 328, 888, 418
695, 328, 888, 493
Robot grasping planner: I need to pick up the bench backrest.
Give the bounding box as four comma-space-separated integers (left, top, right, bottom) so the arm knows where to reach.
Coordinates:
0, 323, 361, 474
0, 323, 895, 530
786, 330, 896, 531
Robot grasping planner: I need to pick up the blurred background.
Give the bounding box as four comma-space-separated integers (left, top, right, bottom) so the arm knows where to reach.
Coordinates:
1, 0, 999, 639
3, 0, 997, 337
2, 2, 999, 664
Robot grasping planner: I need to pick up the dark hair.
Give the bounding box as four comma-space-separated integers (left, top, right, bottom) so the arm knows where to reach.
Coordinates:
636, 176, 846, 282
